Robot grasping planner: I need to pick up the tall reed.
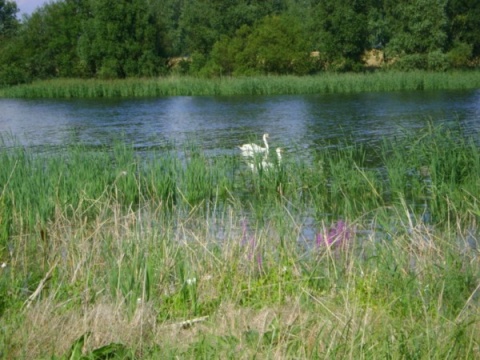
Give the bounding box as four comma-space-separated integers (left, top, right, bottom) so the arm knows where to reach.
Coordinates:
2, 71, 480, 98
1, 122, 479, 251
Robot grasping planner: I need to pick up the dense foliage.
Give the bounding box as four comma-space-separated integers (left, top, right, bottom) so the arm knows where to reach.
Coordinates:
0, 0, 18, 37
1, 0, 479, 85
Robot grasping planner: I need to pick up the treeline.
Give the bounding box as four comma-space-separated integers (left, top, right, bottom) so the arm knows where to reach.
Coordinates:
0, 0, 479, 85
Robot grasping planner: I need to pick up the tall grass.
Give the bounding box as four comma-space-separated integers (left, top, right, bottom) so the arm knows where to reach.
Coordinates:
0, 123, 479, 358
0, 124, 479, 249
1, 71, 480, 98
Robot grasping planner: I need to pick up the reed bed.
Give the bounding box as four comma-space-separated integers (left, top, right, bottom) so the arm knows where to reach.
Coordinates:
1, 124, 479, 358
1, 71, 480, 98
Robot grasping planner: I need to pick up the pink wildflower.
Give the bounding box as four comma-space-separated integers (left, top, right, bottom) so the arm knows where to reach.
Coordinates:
316, 220, 353, 248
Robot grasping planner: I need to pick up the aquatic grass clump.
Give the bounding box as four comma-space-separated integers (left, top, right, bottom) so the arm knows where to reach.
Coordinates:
381, 122, 480, 224
2, 71, 480, 98
0, 142, 241, 250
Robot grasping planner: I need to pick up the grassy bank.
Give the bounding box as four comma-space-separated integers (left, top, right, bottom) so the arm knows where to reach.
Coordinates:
1, 71, 480, 98
1, 124, 479, 358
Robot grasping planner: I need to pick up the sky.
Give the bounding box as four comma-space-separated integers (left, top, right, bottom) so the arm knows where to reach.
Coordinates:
15, 0, 49, 16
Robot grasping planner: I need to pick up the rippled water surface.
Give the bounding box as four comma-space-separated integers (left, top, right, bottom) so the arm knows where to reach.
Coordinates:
1, 90, 479, 156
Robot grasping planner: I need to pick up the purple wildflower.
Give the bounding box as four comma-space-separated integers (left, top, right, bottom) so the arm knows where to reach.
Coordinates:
248, 235, 263, 270
316, 220, 354, 249
256, 251, 263, 269
248, 235, 256, 260
240, 218, 263, 270
241, 218, 248, 246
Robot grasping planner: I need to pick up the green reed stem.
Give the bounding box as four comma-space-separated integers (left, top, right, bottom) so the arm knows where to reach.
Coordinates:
2, 71, 480, 98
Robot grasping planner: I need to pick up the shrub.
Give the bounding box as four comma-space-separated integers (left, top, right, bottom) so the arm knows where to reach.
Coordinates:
393, 54, 427, 71
427, 50, 449, 71
447, 41, 473, 68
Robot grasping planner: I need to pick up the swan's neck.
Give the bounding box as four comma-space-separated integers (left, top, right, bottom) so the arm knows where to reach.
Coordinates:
263, 135, 269, 150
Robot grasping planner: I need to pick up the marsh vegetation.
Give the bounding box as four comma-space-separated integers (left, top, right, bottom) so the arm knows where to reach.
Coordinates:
1, 123, 479, 358
2, 71, 480, 98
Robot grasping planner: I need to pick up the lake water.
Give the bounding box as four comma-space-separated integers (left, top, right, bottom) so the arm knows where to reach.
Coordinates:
1, 90, 480, 158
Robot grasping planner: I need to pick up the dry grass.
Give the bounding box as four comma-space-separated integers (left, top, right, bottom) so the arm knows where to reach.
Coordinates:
2, 198, 479, 359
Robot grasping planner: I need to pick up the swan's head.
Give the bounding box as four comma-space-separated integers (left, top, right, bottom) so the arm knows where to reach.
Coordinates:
263, 133, 269, 140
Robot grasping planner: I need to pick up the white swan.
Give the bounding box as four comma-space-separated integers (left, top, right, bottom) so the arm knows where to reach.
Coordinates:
239, 133, 269, 158
248, 147, 282, 172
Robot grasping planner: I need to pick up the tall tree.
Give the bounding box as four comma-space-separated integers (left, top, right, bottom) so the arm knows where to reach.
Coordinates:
208, 14, 317, 76
78, 0, 167, 78
1, 1, 86, 83
240, 14, 313, 74
447, 0, 480, 58
178, 0, 284, 56
152, 0, 186, 56
312, 0, 369, 70
0, 0, 19, 38
366, 0, 390, 49
386, 0, 448, 55
0, 1, 23, 85
21, 0, 86, 77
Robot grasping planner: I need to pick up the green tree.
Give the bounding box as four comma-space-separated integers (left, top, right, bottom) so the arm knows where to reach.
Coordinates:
312, 0, 369, 71
386, 0, 448, 55
0, 0, 18, 38
177, 0, 218, 55
0, 39, 29, 85
1, 0, 93, 83
0, 1, 22, 85
78, 0, 167, 78
207, 25, 253, 76
178, 0, 284, 56
21, 0, 86, 78
366, 0, 390, 49
383, 0, 449, 70
242, 14, 314, 75
207, 14, 316, 76
151, 0, 187, 57
447, 0, 480, 59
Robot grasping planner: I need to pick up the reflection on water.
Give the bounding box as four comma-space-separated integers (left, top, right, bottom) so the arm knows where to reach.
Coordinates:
1, 90, 479, 157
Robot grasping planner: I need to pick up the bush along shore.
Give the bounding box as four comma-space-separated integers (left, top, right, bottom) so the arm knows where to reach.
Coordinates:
1, 71, 480, 98
0, 123, 479, 358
